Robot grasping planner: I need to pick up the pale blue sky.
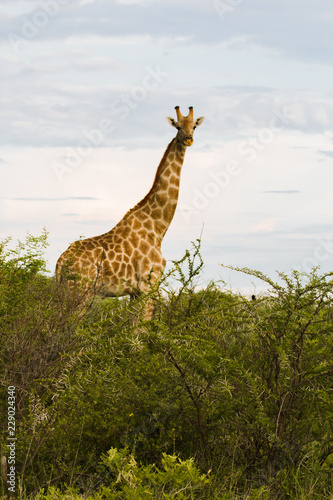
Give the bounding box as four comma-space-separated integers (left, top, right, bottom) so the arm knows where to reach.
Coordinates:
1, 0, 333, 293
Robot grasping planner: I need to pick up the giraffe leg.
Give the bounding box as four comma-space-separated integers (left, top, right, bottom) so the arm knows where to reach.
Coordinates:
129, 287, 154, 323
139, 260, 166, 321
142, 300, 155, 321
129, 256, 166, 323
129, 292, 141, 326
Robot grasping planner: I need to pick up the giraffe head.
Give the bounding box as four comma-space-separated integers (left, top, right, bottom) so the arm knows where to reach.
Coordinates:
166, 106, 204, 146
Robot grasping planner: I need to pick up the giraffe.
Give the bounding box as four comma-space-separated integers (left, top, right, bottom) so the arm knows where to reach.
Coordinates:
56, 106, 204, 320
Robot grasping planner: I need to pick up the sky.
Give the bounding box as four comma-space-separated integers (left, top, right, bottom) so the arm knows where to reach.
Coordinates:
1, 0, 333, 294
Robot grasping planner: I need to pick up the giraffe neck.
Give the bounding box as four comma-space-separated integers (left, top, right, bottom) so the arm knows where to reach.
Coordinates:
130, 136, 187, 239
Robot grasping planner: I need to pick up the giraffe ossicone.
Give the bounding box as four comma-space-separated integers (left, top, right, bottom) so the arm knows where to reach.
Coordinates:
56, 106, 204, 320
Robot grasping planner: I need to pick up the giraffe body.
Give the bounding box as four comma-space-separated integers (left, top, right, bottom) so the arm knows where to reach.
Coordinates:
56, 107, 204, 318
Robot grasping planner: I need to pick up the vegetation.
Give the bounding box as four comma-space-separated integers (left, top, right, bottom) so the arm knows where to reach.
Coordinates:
1, 232, 333, 499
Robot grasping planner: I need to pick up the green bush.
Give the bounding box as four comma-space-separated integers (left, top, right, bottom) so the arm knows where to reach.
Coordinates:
1, 235, 333, 499
33, 448, 210, 499
0, 231, 90, 496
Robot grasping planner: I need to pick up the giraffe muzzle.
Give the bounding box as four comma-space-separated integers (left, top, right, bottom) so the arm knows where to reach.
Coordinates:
184, 135, 194, 146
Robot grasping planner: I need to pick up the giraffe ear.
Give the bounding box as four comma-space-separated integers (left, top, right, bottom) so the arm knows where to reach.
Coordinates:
194, 117, 205, 127
166, 117, 179, 129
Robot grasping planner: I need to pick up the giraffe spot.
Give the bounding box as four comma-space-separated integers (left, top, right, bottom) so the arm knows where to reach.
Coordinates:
139, 240, 150, 255
143, 219, 153, 231
123, 240, 133, 256
148, 248, 160, 262
133, 219, 142, 230
170, 174, 179, 186
102, 259, 111, 272
163, 166, 171, 177
151, 209, 162, 219
156, 193, 168, 205
153, 220, 164, 233
120, 262, 126, 275
168, 187, 178, 199
133, 249, 141, 262
123, 253, 130, 263
159, 178, 169, 191
112, 261, 120, 273
108, 250, 116, 260
163, 206, 173, 220
142, 257, 151, 273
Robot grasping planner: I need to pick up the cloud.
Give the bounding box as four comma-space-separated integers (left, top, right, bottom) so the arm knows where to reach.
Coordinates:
2, 0, 333, 65
263, 190, 300, 194
1, 80, 333, 149
1, 1, 333, 150
6, 197, 99, 201
290, 224, 333, 235
71, 56, 123, 72
319, 150, 333, 159
72, 219, 116, 226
